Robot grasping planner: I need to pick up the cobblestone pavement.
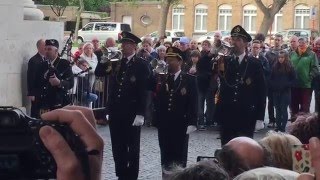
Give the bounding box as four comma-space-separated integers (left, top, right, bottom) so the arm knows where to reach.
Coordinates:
98, 125, 270, 180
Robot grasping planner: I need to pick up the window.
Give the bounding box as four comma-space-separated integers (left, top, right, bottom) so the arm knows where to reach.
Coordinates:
243, 4, 257, 34
218, 4, 232, 31
194, 4, 208, 32
94, 23, 116, 31
172, 5, 185, 31
294, 4, 310, 29
82, 23, 94, 31
272, 10, 283, 33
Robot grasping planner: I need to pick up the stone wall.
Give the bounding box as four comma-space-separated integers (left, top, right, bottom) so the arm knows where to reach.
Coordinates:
0, 0, 64, 110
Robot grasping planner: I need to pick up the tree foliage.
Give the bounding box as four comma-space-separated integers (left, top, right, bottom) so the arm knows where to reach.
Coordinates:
37, 0, 111, 13
41, 0, 70, 17
255, 0, 289, 35
158, 0, 180, 37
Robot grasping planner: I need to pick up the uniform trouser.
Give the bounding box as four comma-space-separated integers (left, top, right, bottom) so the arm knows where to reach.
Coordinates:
158, 127, 189, 170
218, 105, 256, 146
109, 117, 141, 180
290, 87, 312, 121
220, 123, 255, 146
144, 91, 154, 126
30, 100, 40, 118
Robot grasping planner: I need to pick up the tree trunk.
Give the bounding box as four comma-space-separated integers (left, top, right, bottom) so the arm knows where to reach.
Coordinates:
74, 0, 84, 44
158, 1, 171, 37
258, 15, 275, 36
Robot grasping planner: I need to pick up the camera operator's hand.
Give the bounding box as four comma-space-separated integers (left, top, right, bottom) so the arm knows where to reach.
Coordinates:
39, 106, 104, 180
49, 73, 61, 87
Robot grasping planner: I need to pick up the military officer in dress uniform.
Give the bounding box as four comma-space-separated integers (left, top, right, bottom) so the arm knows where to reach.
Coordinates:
153, 47, 198, 175
214, 25, 267, 146
35, 39, 74, 115
95, 31, 150, 180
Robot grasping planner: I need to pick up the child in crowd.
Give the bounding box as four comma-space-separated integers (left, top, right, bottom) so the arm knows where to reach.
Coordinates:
269, 50, 296, 132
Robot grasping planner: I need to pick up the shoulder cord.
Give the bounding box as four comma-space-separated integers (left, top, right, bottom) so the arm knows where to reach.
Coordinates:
220, 57, 250, 88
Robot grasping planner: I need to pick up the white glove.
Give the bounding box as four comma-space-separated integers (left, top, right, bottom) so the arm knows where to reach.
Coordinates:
132, 115, 144, 126
186, 125, 197, 134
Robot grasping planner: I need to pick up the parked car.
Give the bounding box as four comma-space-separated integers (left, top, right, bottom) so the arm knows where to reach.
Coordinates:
276, 29, 319, 45
197, 30, 231, 44
141, 30, 185, 43
77, 22, 131, 43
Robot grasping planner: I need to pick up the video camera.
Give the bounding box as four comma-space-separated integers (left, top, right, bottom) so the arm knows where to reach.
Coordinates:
0, 106, 88, 180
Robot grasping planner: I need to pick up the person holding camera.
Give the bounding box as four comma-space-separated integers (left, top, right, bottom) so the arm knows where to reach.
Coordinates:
35, 39, 74, 115
39, 106, 104, 180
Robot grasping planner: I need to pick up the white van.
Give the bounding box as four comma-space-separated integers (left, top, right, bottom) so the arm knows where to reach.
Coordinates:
77, 22, 131, 43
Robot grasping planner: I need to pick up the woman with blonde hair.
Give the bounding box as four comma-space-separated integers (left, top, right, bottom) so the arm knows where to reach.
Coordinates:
76, 42, 98, 107
259, 131, 302, 170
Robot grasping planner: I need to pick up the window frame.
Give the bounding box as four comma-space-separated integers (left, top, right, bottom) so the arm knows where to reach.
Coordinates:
243, 4, 257, 34
172, 5, 185, 31
194, 4, 208, 32
218, 4, 232, 31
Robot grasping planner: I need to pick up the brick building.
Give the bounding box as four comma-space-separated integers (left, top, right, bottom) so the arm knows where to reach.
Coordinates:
110, 0, 320, 38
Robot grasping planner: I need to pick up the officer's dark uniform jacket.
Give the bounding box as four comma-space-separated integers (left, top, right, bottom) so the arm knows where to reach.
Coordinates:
36, 57, 74, 110
95, 55, 149, 118
215, 55, 266, 128
153, 71, 198, 168
153, 72, 198, 128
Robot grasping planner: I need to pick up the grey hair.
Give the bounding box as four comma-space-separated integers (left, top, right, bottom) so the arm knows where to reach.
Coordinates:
156, 45, 166, 52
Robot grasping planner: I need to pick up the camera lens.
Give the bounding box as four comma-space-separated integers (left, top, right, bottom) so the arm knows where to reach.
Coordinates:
0, 112, 17, 127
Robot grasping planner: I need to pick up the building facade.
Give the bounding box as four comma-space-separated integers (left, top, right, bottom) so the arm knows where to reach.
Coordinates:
110, 0, 320, 38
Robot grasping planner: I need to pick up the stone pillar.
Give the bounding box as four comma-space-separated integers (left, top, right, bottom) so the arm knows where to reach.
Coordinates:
23, 0, 44, 20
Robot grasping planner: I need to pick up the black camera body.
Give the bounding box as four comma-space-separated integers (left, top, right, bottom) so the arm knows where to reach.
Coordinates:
0, 106, 87, 180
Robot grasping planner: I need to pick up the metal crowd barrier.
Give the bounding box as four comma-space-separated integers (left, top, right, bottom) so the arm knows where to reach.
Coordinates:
69, 74, 107, 109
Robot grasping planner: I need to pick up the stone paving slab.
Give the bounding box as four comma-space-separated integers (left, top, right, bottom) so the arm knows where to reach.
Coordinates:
98, 126, 269, 180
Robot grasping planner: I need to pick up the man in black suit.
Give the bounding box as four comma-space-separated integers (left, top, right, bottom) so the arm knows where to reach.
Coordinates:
35, 39, 74, 114
214, 25, 267, 146
153, 47, 198, 175
27, 39, 46, 118
95, 31, 150, 180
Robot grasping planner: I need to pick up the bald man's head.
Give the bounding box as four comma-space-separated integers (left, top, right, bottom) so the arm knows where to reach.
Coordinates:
218, 137, 265, 178
227, 137, 264, 168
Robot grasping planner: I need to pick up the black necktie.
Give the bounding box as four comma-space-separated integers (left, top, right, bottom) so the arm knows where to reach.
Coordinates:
122, 57, 128, 64
235, 56, 240, 65
168, 74, 175, 87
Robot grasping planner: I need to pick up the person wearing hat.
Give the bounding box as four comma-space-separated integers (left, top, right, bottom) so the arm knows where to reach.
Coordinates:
214, 25, 267, 146
153, 46, 198, 177
179, 37, 192, 72
34, 39, 74, 115
95, 31, 150, 180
